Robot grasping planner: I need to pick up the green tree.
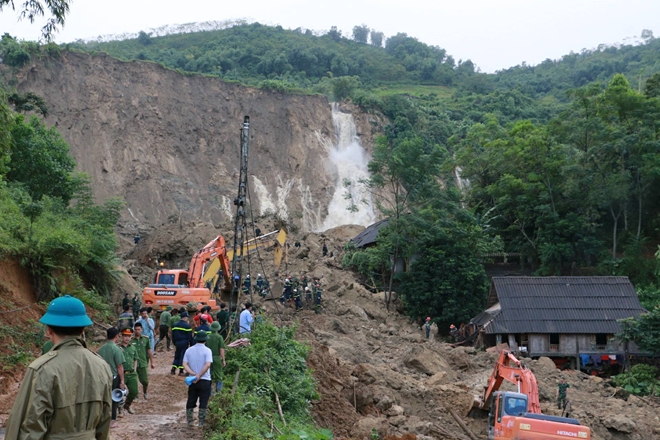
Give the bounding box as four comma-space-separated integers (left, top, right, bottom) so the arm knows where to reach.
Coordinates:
370, 30, 383, 48
6, 114, 76, 202
352, 24, 369, 44
137, 30, 152, 45
0, 0, 71, 41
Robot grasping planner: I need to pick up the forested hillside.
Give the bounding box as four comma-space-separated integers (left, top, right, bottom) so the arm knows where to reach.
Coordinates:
4, 22, 660, 346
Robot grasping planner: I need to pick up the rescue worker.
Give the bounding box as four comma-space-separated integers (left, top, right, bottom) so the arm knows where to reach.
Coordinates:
216, 303, 229, 339
281, 276, 292, 304
314, 282, 323, 313
183, 331, 213, 427
5, 295, 113, 438
242, 274, 251, 295
132, 293, 141, 321
196, 315, 211, 334
293, 288, 302, 311
118, 304, 134, 330
425, 317, 431, 339
305, 286, 312, 309
255, 273, 265, 293
239, 303, 254, 334
557, 377, 570, 410
132, 322, 155, 399
119, 328, 139, 415
155, 305, 172, 351
168, 308, 179, 341
98, 327, 125, 427
171, 311, 194, 375
449, 324, 458, 340
122, 293, 130, 310
322, 242, 328, 256
207, 321, 227, 394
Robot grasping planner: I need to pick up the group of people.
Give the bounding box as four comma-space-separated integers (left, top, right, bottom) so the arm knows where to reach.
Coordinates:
281, 274, 323, 312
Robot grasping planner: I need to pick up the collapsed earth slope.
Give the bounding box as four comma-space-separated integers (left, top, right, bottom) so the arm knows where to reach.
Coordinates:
127, 221, 660, 440
11, 51, 381, 232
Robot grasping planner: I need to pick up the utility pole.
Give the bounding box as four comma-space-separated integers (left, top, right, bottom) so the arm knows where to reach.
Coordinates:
229, 116, 250, 316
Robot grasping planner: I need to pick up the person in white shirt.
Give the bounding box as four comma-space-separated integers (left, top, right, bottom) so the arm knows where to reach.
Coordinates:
239, 302, 254, 334
183, 331, 213, 427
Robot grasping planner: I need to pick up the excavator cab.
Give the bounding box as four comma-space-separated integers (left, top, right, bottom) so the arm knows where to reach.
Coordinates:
488, 392, 528, 439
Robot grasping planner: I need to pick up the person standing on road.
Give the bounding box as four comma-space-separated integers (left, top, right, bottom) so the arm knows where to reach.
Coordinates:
136, 308, 156, 352
216, 303, 229, 339
239, 302, 254, 334
183, 331, 213, 427
6, 295, 113, 439
131, 322, 155, 400
207, 322, 227, 394
119, 328, 139, 415
132, 293, 141, 321
155, 306, 172, 351
557, 377, 570, 410
98, 327, 125, 427
172, 311, 194, 375
122, 293, 130, 310
118, 304, 135, 330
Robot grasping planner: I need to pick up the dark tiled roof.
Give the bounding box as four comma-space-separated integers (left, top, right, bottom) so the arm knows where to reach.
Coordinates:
480, 277, 646, 334
350, 218, 389, 248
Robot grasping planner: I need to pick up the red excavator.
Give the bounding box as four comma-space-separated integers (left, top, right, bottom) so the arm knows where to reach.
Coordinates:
475, 350, 591, 439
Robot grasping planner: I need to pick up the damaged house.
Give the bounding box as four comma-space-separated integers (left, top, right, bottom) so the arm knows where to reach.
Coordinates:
471, 277, 648, 371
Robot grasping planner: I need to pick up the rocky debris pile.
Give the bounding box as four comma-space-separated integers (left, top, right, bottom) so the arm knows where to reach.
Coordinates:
122, 222, 660, 440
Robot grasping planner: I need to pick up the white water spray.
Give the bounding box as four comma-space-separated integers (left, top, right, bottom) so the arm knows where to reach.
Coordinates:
319, 104, 376, 231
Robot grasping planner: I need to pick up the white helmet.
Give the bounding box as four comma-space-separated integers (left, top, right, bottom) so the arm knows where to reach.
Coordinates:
305, 287, 310, 291
258, 273, 261, 277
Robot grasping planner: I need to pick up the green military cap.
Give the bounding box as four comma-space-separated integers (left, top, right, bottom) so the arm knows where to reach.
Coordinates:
210, 322, 221, 332
194, 331, 209, 342
165, 306, 173, 311
40, 295, 93, 327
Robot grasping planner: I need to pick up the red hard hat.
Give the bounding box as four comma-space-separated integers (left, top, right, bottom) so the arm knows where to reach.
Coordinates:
426, 317, 431, 321
200, 313, 210, 321
450, 324, 456, 329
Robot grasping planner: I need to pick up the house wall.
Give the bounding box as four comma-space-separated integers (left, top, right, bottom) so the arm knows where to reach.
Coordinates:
529, 334, 548, 353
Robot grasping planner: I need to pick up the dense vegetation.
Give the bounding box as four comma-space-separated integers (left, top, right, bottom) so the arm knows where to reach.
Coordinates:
207, 323, 330, 440
0, 45, 120, 313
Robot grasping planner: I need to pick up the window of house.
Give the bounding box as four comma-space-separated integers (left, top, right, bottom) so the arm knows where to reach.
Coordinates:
595, 334, 608, 346
549, 334, 560, 345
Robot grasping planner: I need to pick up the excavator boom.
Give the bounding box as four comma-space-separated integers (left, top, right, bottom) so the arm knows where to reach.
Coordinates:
478, 350, 540, 413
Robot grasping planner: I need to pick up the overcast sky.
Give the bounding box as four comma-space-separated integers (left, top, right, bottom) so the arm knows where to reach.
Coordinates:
1, 0, 658, 72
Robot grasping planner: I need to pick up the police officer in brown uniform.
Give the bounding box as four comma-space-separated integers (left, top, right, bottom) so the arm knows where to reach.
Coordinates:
5, 295, 113, 439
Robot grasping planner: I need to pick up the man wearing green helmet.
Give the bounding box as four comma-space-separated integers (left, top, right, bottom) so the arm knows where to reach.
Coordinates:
5, 295, 113, 439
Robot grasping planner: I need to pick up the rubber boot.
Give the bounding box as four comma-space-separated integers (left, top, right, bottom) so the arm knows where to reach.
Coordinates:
198, 408, 207, 427
186, 409, 194, 427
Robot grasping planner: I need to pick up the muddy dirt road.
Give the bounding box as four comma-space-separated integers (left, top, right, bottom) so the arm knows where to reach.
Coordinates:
0, 346, 204, 440
109, 347, 204, 440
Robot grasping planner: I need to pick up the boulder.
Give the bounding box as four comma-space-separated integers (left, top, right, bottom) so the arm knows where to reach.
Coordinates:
385, 404, 405, 417
375, 394, 394, 411
602, 415, 636, 433
427, 371, 450, 386
427, 383, 474, 417
387, 415, 407, 427
342, 382, 374, 413
351, 416, 389, 439
404, 347, 454, 377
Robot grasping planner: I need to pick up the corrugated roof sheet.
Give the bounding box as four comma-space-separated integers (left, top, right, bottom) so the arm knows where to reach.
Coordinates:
350, 218, 389, 248
480, 277, 647, 334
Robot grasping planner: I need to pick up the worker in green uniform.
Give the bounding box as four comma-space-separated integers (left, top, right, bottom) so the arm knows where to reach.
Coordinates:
207, 321, 227, 394
132, 322, 155, 400
119, 328, 139, 415
132, 292, 141, 321
216, 303, 229, 339
6, 295, 113, 439
122, 293, 130, 310
155, 305, 172, 351
557, 376, 570, 410
98, 327, 125, 427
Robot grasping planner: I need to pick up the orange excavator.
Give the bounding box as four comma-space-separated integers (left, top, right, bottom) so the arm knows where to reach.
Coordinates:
476, 350, 591, 439
142, 230, 287, 312
142, 235, 232, 311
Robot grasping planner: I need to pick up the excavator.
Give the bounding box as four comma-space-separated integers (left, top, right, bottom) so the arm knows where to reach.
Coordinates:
475, 350, 591, 440
142, 230, 286, 311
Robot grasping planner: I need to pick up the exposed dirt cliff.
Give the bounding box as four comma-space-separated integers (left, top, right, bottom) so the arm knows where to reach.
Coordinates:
12, 51, 380, 234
